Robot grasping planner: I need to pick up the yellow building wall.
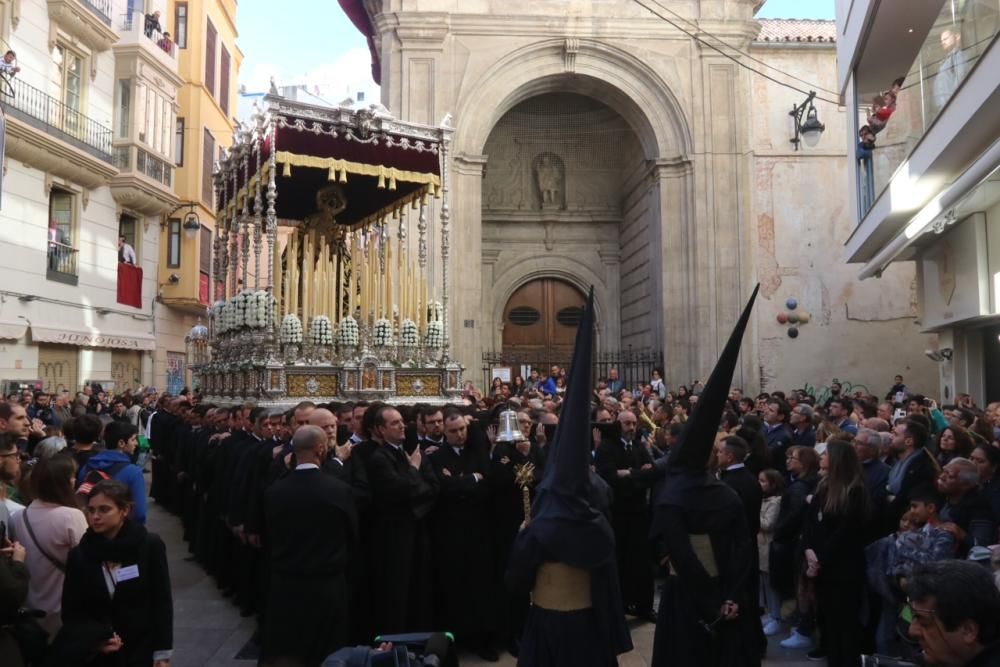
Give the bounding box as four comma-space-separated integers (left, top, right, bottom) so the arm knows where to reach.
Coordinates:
155, 0, 242, 392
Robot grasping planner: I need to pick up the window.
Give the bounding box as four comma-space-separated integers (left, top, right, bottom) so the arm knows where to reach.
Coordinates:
220, 46, 230, 115
199, 225, 212, 305
357, 91, 365, 102
47, 188, 78, 283
508, 306, 541, 326
202, 129, 215, 206
116, 79, 130, 138
167, 218, 181, 268
119, 213, 138, 259
55, 45, 83, 136
174, 3, 187, 48
136, 83, 147, 142
175, 118, 184, 166
205, 19, 216, 96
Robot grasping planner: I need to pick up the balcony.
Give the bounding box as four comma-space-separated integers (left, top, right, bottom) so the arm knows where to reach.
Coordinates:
114, 12, 181, 84
47, 0, 117, 54
110, 144, 180, 215
0, 76, 117, 189
47, 241, 79, 286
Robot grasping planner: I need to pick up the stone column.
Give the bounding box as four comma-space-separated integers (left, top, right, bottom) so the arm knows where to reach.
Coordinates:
653, 157, 697, 385
450, 152, 487, 374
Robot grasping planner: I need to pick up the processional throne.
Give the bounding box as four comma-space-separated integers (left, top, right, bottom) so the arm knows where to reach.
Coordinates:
196, 97, 463, 405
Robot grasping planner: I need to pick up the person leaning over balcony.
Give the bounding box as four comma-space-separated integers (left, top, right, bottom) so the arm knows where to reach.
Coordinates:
144, 10, 162, 38
158, 32, 173, 54
0, 50, 19, 77
118, 236, 136, 266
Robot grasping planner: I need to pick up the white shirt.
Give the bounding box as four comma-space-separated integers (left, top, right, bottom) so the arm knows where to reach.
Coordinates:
295, 463, 319, 470
119, 242, 137, 265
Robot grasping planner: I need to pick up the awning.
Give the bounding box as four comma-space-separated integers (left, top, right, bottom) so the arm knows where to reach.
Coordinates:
0, 320, 27, 340
31, 324, 156, 351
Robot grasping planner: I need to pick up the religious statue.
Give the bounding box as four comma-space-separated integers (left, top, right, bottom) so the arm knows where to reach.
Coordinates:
303, 184, 347, 237
535, 154, 563, 209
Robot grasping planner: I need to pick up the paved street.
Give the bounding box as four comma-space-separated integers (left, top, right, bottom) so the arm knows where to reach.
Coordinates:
152, 502, 814, 666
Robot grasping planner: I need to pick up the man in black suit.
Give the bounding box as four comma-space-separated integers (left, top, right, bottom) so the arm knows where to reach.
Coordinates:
428, 410, 498, 661
717, 436, 762, 536
367, 406, 440, 634
418, 406, 446, 452
716, 434, 766, 657
595, 409, 657, 621
886, 418, 938, 529
311, 408, 371, 508
261, 425, 357, 666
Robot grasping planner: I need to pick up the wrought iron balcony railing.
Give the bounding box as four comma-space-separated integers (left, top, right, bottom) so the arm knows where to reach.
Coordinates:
0, 75, 113, 161
81, 0, 113, 26
47, 240, 79, 285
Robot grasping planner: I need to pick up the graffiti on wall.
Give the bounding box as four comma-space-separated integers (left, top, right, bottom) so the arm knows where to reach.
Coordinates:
801, 378, 871, 406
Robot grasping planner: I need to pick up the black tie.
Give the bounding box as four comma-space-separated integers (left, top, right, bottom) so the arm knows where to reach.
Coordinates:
393, 446, 407, 465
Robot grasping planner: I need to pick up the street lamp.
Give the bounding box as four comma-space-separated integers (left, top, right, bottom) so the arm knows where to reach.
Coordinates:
789, 91, 825, 151
167, 202, 202, 239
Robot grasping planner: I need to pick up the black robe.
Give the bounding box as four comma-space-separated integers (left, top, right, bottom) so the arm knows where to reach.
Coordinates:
367, 443, 440, 633
505, 529, 632, 667
262, 467, 357, 666
651, 477, 760, 667
427, 439, 495, 637
489, 441, 534, 644
594, 436, 656, 612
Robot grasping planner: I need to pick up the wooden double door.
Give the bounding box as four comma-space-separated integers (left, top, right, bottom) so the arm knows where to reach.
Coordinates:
502, 278, 586, 355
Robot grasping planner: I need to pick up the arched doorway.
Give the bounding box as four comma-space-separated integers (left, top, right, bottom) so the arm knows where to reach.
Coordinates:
502, 278, 586, 355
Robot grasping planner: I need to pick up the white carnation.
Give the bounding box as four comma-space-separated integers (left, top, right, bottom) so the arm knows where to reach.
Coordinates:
310, 315, 334, 346
337, 316, 359, 347
372, 318, 394, 347
280, 314, 303, 344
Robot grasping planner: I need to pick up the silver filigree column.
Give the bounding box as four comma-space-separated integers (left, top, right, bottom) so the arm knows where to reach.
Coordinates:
266, 112, 278, 338
252, 127, 263, 291
240, 146, 251, 292
438, 120, 453, 361
229, 160, 240, 298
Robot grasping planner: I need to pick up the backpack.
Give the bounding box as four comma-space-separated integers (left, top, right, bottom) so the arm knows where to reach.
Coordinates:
76, 461, 129, 499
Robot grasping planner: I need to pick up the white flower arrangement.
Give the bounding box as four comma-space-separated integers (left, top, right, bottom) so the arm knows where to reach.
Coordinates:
244, 290, 273, 329
399, 319, 419, 347
337, 316, 359, 348
280, 314, 303, 344
425, 320, 444, 348
310, 315, 334, 346
211, 300, 226, 334
218, 301, 233, 334
372, 318, 394, 347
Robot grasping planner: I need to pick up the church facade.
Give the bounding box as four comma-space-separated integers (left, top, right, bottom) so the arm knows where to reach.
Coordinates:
346, 0, 938, 395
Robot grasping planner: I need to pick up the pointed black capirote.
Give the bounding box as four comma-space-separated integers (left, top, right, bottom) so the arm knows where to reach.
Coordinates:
528, 287, 614, 568
536, 286, 595, 497
666, 284, 760, 474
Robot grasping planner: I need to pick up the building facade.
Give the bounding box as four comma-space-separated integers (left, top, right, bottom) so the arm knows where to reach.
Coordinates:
346, 0, 937, 395
155, 0, 240, 393
837, 0, 999, 403
0, 0, 182, 395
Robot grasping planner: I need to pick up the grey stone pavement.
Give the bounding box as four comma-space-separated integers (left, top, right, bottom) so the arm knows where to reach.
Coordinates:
150, 501, 813, 666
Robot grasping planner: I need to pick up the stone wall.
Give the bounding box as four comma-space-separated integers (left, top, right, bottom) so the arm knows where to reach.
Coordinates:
748, 44, 938, 396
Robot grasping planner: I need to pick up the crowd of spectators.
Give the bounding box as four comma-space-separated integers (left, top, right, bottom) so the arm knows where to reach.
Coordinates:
3, 369, 1000, 665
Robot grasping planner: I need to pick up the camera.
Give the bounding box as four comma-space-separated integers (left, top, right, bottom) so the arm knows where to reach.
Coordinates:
860, 656, 918, 667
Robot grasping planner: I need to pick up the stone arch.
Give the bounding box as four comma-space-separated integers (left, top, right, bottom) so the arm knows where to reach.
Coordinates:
453, 38, 692, 160
490, 253, 616, 353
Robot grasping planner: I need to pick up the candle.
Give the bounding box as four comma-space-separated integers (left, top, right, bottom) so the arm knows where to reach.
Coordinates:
385, 245, 393, 322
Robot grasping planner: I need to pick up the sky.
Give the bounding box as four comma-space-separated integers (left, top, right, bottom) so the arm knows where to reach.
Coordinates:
236, 0, 836, 96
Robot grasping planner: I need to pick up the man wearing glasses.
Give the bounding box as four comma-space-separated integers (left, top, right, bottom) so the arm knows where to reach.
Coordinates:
905, 560, 1000, 666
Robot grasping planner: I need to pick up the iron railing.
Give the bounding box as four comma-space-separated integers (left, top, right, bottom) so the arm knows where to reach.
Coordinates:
47, 241, 79, 283
120, 13, 177, 58
81, 0, 113, 26
481, 348, 663, 395
137, 148, 171, 186
0, 76, 113, 161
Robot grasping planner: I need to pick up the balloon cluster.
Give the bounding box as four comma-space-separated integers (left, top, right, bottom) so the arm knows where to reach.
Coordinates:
775, 297, 811, 338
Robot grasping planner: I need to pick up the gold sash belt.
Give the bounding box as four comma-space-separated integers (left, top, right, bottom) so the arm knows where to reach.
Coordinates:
531, 562, 592, 611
